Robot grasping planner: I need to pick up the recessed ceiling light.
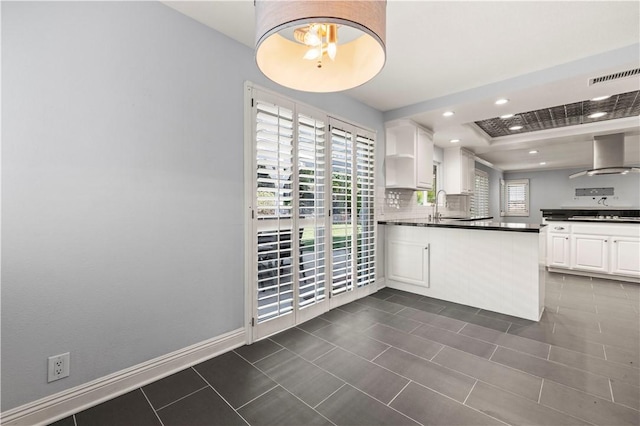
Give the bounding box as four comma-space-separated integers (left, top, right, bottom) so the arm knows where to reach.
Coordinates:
495, 98, 509, 105
500, 114, 514, 119
588, 112, 607, 118
442, 111, 455, 117
540, 162, 547, 165
529, 150, 538, 154
509, 125, 523, 131
449, 139, 460, 143
591, 95, 611, 101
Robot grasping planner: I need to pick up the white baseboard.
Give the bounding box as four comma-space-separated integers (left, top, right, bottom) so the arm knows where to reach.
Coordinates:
1, 328, 246, 426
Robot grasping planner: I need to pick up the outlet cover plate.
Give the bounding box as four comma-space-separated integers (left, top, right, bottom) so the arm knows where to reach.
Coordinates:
47, 352, 70, 382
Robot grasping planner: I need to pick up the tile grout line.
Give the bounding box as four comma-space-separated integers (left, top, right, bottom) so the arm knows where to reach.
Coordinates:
429, 345, 445, 361
546, 345, 552, 360
191, 367, 251, 426
153, 385, 209, 412
608, 379, 615, 403
247, 362, 339, 426
488, 345, 499, 360
537, 379, 544, 403
462, 380, 478, 405
236, 384, 280, 411
244, 345, 286, 365
602, 345, 608, 361
312, 383, 347, 409
140, 387, 165, 426
488, 346, 630, 403
504, 322, 513, 334
387, 380, 412, 406
370, 345, 392, 363
72, 414, 78, 426
455, 322, 468, 334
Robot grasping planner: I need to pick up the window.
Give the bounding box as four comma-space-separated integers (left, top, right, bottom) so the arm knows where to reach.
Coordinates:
471, 169, 489, 217
416, 162, 440, 205
501, 179, 529, 216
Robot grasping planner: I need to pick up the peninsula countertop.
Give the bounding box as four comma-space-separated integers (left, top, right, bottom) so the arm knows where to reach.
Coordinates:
378, 217, 546, 233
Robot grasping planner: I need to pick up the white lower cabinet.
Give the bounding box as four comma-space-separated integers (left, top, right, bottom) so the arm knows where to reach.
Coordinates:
548, 233, 570, 267
611, 237, 640, 277
384, 224, 545, 321
571, 234, 609, 273
386, 240, 429, 287
546, 221, 640, 280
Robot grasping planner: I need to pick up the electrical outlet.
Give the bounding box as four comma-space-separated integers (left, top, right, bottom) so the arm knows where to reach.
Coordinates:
47, 352, 70, 382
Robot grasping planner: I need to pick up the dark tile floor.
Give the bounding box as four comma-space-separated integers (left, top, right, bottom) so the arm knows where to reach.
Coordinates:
50, 272, 640, 426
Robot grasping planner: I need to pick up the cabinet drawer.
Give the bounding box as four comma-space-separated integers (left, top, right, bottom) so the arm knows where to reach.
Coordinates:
548, 223, 570, 234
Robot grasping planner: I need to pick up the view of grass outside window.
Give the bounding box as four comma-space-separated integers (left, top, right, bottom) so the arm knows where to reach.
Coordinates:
416, 163, 439, 205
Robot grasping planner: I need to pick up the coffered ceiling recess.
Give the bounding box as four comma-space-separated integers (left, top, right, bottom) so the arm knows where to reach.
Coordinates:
474, 90, 640, 138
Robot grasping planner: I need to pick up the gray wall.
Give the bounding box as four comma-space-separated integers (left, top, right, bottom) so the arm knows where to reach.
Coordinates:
1, 1, 384, 410
503, 168, 640, 224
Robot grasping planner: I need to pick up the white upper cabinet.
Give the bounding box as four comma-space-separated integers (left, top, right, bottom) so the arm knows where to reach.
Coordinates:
385, 119, 434, 190
443, 146, 475, 194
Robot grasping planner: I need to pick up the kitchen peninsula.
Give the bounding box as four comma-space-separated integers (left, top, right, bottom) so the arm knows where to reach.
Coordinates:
379, 219, 547, 321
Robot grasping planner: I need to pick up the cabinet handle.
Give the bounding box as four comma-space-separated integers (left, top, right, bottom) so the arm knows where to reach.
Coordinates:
604, 240, 608, 243
565, 237, 568, 240
554, 227, 565, 230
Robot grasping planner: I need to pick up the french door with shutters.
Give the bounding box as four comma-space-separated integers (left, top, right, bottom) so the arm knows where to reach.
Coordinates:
248, 87, 375, 341
328, 119, 376, 309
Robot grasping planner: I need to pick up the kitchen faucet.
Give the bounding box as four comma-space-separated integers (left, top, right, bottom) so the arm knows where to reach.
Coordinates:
434, 189, 447, 220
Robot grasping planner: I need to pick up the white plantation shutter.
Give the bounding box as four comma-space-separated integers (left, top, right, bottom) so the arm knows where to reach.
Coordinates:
330, 124, 354, 296
255, 99, 295, 322
471, 169, 489, 217
501, 179, 529, 217
297, 110, 327, 309
250, 86, 376, 331
356, 132, 376, 287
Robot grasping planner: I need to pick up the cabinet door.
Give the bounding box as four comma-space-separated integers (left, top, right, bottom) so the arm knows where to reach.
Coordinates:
416, 129, 434, 189
466, 152, 476, 193
548, 233, 570, 267
611, 237, 640, 277
386, 240, 429, 287
460, 150, 470, 193
571, 234, 609, 273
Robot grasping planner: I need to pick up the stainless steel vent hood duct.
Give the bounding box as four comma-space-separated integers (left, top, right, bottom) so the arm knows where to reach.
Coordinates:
569, 133, 640, 178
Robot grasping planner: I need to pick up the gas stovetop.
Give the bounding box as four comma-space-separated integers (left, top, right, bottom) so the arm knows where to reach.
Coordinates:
567, 216, 640, 222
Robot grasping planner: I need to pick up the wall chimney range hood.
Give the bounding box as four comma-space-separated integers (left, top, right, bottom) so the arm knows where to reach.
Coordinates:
569, 133, 640, 178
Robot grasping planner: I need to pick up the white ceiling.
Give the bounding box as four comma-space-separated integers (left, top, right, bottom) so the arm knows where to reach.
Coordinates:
164, 0, 640, 172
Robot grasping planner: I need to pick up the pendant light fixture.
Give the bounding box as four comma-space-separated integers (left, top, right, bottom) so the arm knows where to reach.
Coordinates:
255, 0, 387, 93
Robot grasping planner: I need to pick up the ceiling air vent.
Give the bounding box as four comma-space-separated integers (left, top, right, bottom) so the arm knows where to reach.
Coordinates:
589, 68, 640, 85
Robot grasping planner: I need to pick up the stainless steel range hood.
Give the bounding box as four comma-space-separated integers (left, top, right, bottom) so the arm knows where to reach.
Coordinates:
569, 133, 640, 178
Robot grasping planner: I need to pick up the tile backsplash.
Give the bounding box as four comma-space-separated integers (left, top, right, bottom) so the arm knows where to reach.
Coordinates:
376, 187, 470, 220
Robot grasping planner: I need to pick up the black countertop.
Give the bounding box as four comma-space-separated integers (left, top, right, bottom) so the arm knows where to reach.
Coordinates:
378, 218, 546, 233
541, 209, 640, 224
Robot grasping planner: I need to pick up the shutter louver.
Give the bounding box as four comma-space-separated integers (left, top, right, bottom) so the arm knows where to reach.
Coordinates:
356, 133, 376, 287
331, 125, 354, 296
471, 169, 489, 217
256, 100, 294, 322
297, 112, 327, 308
